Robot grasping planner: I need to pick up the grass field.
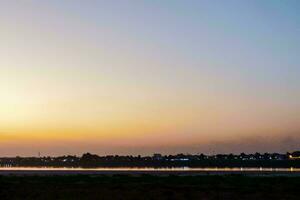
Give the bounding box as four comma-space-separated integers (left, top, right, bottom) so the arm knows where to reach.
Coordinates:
0, 175, 299, 200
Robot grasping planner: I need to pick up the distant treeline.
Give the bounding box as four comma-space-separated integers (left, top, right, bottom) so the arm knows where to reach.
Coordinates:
0, 151, 300, 168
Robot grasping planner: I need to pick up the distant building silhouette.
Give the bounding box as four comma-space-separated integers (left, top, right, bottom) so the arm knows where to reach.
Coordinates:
153, 153, 162, 160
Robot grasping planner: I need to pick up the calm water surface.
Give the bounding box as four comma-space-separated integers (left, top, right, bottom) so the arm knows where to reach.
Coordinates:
0, 167, 299, 172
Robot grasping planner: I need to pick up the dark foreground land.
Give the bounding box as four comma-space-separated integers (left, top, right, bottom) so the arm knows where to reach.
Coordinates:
0, 175, 299, 200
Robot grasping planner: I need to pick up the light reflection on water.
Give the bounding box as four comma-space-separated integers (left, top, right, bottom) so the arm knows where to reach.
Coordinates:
0, 167, 299, 172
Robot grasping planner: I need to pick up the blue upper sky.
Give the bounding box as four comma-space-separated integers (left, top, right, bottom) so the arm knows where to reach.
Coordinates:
0, 0, 299, 155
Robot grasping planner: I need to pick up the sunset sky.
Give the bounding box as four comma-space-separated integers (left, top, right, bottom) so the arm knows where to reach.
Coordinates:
0, 0, 299, 156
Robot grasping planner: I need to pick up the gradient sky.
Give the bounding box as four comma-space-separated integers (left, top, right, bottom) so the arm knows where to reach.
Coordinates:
0, 0, 299, 156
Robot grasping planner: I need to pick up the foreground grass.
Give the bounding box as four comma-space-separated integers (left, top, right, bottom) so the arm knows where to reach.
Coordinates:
0, 175, 299, 200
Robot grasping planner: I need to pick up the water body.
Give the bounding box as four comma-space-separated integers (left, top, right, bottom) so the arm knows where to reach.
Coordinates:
0, 167, 299, 171
0, 167, 299, 176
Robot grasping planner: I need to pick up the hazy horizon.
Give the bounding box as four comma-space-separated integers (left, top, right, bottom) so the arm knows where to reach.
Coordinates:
0, 0, 299, 156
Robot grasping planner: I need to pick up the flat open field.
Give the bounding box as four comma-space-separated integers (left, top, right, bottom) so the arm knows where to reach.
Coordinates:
0, 174, 299, 200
